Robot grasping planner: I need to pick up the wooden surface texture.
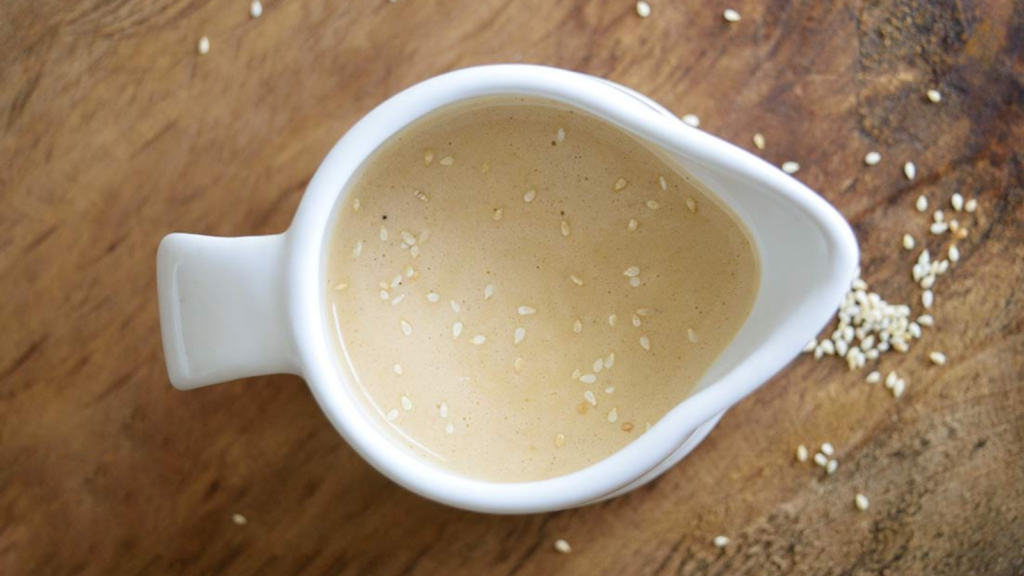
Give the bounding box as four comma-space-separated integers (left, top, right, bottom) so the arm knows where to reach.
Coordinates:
2, 0, 1023, 574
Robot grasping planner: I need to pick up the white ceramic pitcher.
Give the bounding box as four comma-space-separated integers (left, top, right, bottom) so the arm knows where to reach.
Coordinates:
157, 64, 858, 513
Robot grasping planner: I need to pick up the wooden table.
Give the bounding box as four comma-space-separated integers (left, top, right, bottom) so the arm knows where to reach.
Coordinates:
3, 0, 1022, 573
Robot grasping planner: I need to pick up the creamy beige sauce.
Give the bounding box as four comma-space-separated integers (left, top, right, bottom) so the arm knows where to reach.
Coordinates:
325, 97, 758, 482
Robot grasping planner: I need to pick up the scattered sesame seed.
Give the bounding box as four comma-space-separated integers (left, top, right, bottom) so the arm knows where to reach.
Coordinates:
573, 319, 583, 334
821, 442, 835, 457
606, 352, 615, 368
796, 445, 809, 462
614, 178, 628, 192
514, 327, 526, 345
391, 294, 406, 306
197, 36, 210, 55
380, 290, 390, 300
892, 379, 907, 398
723, 8, 741, 22
646, 200, 661, 210
624, 266, 641, 278
426, 292, 440, 303
855, 493, 870, 511
593, 358, 604, 373
948, 244, 960, 263
232, 513, 248, 526
627, 218, 639, 231
866, 371, 881, 384
518, 306, 536, 316
561, 221, 571, 236
250, 0, 263, 18
452, 322, 463, 339
379, 226, 389, 241
400, 320, 413, 336
782, 161, 800, 174
713, 535, 730, 548
922, 290, 934, 309
916, 195, 929, 212
570, 274, 585, 286
688, 328, 699, 343
423, 150, 434, 166
753, 132, 766, 150
636, 1, 651, 18
682, 114, 700, 128
802, 339, 817, 353
400, 231, 416, 246
554, 539, 572, 554
556, 127, 566, 141
523, 189, 537, 203
903, 234, 915, 250
965, 198, 977, 212
386, 409, 399, 421
470, 335, 486, 345
555, 434, 565, 447
333, 282, 349, 291
813, 453, 828, 467
933, 209, 945, 223
951, 193, 964, 211
659, 176, 668, 190
608, 314, 617, 327
352, 198, 361, 212
439, 156, 454, 166
401, 395, 413, 411
580, 374, 597, 384
492, 208, 503, 221
929, 351, 947, 365
450, 300, 461, 313
629, 276, 641, 287
405, 265, 415, 278
584, 390, 598, 406
864, 151, 881, 166
352, 240, 364, 258
445, 422, 454, 434
826, 459, 839, 475
484, 284, 495, 300
410, 245, 421, 258
607, 407, 618, 423
917, 314, 934, 326
930, 222, 948, 234
926, 89, 942, 103
439, 402, 448, 417
639, 335, 651, 350
572, 368, 581, 380
904, 161, 916, 180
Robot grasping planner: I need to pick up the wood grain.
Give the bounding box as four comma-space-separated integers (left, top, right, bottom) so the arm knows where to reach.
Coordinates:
2, 0, 1022, 574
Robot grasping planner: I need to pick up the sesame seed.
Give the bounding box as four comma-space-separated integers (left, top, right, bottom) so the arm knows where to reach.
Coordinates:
892, 379, 906, 398
514, 327, 526, 345
621, 422, 633, 432
249, 0, 263, 18
922, 290, 934, 309
399, 320, 413, 336
556, 127, 566, 141
753, 132, 766, 150
569, 274, 584, 286
627, 218, 639, 231
713, 535, 730, 548
518, 306, 536, 316
646, 200, 660, 210
352, 198, 361, 212
232, 513, 248, 526
333, 282, 349, 291
821, 442, 835, 457
492, 208, 503, 221
424, 149, 435, 166
484, 284, 495, 300
593, 358, 604, 372
636, 1, 651, 18
630, 276, 641, 288
639, 335, 651, 350
607, 407, 618, 423
659, 176, 667, 190
445, 421, 454, 434
917, 314, 934, 326
555, 434, 565, 447
514, 357, 524, 372
782, 161, 800, 174
450, 300, 460, 313
951, 193, 964, 211
380, 290, 390, 300
386, 409, 399, 421
916, 195, 929, 212
400, 231, 416, 246
929, 351, 947, 365
930, 222, 948, 234
632, 314, 642, 328
410, 245, 420, 258
866, 371, 881, 384
561, 221, 571, 236
379, 226, 388, 241
904, 161, 916, 180
934, 209, 945, 223
624, 266, 640, 277
401, 395, 413, 411
606, 352, 615, 368
885, 371, 898, 388
864, 151, 881, 166
965, 198, 977, 212
796, 445, 809, 462
826, 459, 839, 475
427, 292, 440, 303
580, 374, 597, 384
470, 335, 486, 345
855, 493, 870, 511
723, 8, 741, 22
584, 390, 597, 406
926, 89, 942, 103
439, 402, 448, 417
813, 453, 828, 467
391, 294, 406, 306
682, 114, 700, 128
554, 539, 572, 554
439, 156, 454, 166
902, 234, 915, 250
614, 178, 628, 192
352, 240, 364, 258
572, 368, 581, 380
688, 328, 699, 343
452, 322, 463, 339
197, 36, 210, 55
523, 189, 536, 203
405, 265, 415, 278
802, 339, 817, 353
948, 244, 960, 263
608, 314, 617, 327
573, 319, 582, 334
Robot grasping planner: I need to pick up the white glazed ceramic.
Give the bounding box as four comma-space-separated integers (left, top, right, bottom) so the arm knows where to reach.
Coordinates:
157, 64, 858, 514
